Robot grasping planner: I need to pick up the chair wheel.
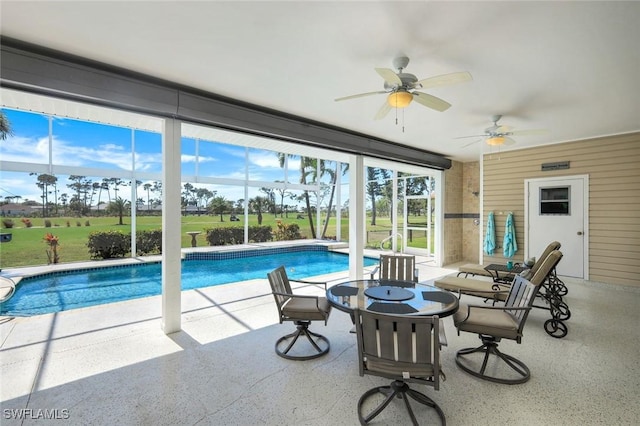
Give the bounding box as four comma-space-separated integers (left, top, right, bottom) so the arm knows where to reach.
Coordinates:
544, 319, 568, 338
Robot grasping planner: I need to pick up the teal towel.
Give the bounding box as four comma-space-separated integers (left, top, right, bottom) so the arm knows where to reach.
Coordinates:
503, 212, 518, 258
484, 212, 496, 255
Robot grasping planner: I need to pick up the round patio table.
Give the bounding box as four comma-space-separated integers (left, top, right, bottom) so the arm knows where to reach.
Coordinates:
326, 279, 459, 317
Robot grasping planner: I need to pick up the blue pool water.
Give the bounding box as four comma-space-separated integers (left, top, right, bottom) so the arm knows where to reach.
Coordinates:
1, 248, 377, 316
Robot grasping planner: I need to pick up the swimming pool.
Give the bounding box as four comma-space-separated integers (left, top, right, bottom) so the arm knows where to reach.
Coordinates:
0, 246, 377, 316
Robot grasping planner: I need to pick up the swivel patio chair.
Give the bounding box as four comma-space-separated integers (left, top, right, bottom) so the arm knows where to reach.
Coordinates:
354, 309, 445, 425
370, 253, 419, 283
267, 266, 332, 360
453, 275, 540, 384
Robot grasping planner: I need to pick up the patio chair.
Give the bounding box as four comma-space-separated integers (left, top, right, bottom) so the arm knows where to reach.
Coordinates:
267, 266, 332, 360
370, 253, 419, 283
354, 308, 445, 425
453, 275, 540, 384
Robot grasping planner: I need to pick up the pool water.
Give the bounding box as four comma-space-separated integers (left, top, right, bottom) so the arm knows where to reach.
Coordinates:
1, 249, 377, 316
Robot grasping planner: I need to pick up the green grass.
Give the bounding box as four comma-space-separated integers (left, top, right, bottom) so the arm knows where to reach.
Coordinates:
0, 214, 432, 269
0, 214, 343, 268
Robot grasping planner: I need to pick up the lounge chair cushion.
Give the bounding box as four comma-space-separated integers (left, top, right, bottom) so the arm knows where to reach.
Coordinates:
434, 276, 507, 300
458, 264, 492, 277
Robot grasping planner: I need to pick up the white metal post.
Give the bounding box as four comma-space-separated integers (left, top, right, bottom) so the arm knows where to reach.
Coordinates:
161, 118, 182, 334
349, 155, 365, 280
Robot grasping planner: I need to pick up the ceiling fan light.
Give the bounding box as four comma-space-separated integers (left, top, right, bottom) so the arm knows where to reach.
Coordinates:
487, 136, 505, 146
387, 91, 413, 108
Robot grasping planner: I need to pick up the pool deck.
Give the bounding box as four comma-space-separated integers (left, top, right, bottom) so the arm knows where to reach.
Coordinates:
3, 245, 638, 425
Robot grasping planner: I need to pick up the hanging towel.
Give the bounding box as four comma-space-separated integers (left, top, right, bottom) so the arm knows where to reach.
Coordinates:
503, 212, 518, 258
483, 211, 496, 255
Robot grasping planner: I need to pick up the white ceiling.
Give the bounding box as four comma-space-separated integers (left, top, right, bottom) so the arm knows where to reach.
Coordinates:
1, 1, 639, 163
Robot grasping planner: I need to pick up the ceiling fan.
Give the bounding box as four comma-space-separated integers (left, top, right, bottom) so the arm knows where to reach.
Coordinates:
457, 115, 547, 148
334, 55, 472, 121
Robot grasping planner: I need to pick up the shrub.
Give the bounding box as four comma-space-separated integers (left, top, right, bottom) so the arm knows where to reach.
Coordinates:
205, 225, 272, 246
85, 220, 90, 227
205, 227, 236, 246
273, 221, 302, 241
2, 219, 14, 229
87, 230, 131, 259
43, 233, 60, 264
136, 229, 162, 255
66, 220, 71, 227
44, 219, 52, 228
76, 221, 82, 227
249, 225, 273, 243
21, 218, 32, 228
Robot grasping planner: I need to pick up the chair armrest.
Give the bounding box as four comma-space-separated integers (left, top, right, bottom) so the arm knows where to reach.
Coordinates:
456, 303, 532, 324
369, 265, 380, 280
289, 278, 328, 290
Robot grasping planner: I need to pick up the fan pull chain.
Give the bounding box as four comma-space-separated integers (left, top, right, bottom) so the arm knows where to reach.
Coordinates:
402, 108, 405, 133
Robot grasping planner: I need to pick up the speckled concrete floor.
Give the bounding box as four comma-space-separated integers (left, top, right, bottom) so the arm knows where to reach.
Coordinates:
1, 264, 639, 425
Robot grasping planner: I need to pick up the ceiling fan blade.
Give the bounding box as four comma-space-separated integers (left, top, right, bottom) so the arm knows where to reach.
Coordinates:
412, 91, 451, 112
374, 101, 392, 120
375, 68, 402, 86
503, 136, 517, 146
509, 128, 548, 136
454, 134, 486, 139
335, 91, 387, 102
417, 71, 472, 90
462, 139, 482, 148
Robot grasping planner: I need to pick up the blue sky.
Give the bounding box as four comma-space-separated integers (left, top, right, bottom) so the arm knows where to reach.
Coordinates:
0, 108, 344, 207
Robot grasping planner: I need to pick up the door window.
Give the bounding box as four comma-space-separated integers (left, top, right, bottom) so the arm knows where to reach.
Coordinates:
540, 186, 570, 215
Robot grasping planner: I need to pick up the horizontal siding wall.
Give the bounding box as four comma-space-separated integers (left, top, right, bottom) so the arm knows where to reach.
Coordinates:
482, 132, 640, 287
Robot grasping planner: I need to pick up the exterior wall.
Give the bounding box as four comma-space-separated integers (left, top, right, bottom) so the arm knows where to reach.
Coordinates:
443, 160, 481, 265
443, 161, 463, 265
480, 132, 640, 287
462, 161, 480, 262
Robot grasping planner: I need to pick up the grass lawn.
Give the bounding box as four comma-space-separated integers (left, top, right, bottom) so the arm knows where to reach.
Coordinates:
0, 214, 402, 269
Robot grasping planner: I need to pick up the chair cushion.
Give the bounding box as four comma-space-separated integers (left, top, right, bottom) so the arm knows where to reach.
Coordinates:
458, 264, 492, 277
365, 356, 435, 379
453, 303, 520, 340
434, 276, 506, 300
282, 296, 331, 321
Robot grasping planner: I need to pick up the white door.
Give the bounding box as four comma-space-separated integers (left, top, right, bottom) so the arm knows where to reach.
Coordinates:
526, 175, 588, 278
403, 194, 432, 257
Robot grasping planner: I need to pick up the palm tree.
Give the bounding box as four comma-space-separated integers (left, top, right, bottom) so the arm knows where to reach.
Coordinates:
208, 196, 229, 222
249, 196, 268, 225
278, 153, 317, 238
319, 162, 349, 239
107, 197, 130, 225
0, 111, 13, 140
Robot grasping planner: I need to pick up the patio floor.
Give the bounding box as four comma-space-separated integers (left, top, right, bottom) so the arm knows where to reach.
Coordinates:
1, 258, 639, 425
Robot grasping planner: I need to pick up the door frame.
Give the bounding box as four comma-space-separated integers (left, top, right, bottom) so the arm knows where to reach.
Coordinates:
524, 174, 589, 279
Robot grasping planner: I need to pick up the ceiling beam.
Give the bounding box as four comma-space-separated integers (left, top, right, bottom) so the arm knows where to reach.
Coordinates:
1, 37, 451, 170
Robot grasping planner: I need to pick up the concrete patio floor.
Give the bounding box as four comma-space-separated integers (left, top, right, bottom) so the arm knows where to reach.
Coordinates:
1, 257, 639, 425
